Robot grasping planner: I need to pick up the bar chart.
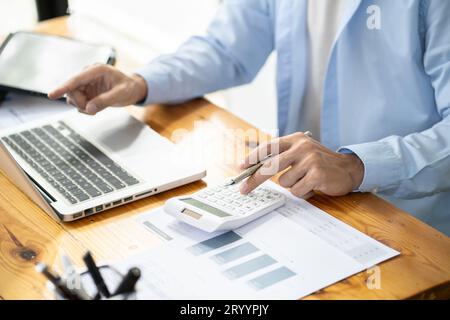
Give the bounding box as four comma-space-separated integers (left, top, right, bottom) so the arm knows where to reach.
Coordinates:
133, 192, 398, 299
187, 231, 297, 291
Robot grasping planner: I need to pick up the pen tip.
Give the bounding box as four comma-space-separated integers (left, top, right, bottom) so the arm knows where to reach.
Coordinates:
83, 251, 93, 260
131, 267, 141, 278
35, 262, 46, 273
223, 180, 234, 187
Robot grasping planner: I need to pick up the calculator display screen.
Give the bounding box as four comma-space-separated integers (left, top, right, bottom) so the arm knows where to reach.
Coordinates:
181, 198, 231, 218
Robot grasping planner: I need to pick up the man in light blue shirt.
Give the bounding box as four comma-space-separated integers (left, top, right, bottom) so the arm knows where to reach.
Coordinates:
49, 0, 450, 235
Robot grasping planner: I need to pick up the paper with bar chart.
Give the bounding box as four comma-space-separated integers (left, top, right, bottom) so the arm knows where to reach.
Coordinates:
116, 181, 399, 299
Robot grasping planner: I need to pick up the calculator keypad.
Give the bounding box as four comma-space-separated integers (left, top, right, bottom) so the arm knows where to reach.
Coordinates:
194, 184, 284, 216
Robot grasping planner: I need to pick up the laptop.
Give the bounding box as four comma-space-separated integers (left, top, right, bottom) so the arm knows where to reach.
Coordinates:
0, 108, 206, 222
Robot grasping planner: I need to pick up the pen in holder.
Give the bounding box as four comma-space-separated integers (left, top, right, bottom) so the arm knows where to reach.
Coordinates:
38, 251, 141, 300
55, 265, 137, 300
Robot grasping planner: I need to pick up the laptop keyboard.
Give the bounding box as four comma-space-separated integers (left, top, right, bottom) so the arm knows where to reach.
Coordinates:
1, 121, 140, 204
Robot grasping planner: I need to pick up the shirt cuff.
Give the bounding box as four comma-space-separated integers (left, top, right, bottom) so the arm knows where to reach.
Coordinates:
338, 141, 403, 193
134, 62, 173, 106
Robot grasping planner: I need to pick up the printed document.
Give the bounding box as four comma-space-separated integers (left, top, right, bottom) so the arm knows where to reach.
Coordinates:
111, 181, 399, 299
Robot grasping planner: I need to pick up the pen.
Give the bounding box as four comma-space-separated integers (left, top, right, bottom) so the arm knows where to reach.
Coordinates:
83, 251, 111, 298
61, 254, 91, 300
113, 267, 141, 296
36, 263, 82, 300
225, 131, 313, 186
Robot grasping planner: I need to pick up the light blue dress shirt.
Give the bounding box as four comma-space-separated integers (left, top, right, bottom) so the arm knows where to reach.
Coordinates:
136, 0, 450, 235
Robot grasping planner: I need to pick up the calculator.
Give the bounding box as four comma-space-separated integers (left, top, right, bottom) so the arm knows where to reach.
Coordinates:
163, 184, 286, 232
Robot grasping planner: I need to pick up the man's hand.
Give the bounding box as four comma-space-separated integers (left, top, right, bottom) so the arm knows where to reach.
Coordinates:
239, 132, 364, 198
48, 64, 148, 115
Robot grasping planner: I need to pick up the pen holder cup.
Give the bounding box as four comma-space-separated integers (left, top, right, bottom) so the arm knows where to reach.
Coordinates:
50, 265, 137, 300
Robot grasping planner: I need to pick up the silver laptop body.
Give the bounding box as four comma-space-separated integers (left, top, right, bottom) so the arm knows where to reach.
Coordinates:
0, 108, 206, 221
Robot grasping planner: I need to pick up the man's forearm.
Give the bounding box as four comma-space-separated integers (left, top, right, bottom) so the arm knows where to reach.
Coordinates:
134, 0, 274, 105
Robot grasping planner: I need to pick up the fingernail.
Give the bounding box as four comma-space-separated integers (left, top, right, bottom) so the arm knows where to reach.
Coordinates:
86, 103, 98, 115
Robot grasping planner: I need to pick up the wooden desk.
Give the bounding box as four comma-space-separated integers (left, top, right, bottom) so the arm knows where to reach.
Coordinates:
1, 17, 449, 300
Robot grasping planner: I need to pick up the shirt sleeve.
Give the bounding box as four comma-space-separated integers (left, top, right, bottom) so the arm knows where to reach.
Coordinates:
338, 0, 450, 199
135, 0, 274, 105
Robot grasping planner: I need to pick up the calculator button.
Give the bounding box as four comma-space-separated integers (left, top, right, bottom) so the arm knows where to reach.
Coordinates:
194, 185, 284, 217
217, 201, 226, 207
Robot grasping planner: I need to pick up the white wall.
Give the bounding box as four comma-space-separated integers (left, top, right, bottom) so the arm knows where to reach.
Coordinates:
0, 0, 37, 35
68, 0, 278, 132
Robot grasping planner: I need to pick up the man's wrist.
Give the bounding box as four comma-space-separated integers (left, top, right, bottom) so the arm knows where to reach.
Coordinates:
343, 153, 365, 191
131, 74, 148, 105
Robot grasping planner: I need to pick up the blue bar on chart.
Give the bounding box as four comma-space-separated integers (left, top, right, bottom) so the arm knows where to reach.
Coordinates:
247, 267, 297, 290
211, 242, 259, 265
188, 231, 242, 256
223, 254, 277, 280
